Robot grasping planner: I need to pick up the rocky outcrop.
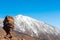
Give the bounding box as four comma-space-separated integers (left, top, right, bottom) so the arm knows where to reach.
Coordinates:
0, 27, 36, 40
3, 16, 14, 40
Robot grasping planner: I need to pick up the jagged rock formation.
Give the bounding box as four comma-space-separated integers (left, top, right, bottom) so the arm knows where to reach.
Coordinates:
3, 16, 14, 40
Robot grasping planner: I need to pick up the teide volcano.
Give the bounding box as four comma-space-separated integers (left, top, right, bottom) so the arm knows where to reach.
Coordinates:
0, 15, 60, 40
14, 15, 60, 40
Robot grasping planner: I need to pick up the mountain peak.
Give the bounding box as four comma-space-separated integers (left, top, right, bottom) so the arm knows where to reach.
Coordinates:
14, 15, 60, 37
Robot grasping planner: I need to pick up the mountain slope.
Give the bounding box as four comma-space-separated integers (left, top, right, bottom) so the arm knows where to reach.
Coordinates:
14, 15, 60, 40
0, 27, 36, 40
0, 18, 3, 27
0, 15, 60, 40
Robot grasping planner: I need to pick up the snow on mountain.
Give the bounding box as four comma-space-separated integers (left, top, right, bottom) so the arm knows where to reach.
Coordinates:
14, 15, 60, 37
0, 15, 60, 38
0, 18, 4, 27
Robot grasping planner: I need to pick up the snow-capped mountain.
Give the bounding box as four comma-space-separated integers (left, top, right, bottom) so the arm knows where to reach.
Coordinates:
14, 15, 60, 38
0, 18, 4, 27
0, 15, 60, 40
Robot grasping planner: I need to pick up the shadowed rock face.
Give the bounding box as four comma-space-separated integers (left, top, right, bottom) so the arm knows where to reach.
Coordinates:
3, 16, 14, 39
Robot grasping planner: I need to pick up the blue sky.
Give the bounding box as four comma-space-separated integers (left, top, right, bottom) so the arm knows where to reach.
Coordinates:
0, 0, 60, 29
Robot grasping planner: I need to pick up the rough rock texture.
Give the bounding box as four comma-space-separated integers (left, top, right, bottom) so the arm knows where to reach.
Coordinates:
0, 28, 36, 40
3, 16, 14, 39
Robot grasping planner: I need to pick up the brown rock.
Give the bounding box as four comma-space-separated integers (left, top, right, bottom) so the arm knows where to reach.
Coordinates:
0, 27, 36, 40
3, 16, 14, 39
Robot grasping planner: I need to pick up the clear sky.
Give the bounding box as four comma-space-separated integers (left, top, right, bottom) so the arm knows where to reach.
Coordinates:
0, 0, 60, 29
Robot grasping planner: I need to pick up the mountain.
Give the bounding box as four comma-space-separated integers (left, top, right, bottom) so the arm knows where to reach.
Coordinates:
0, 18, 3, 27
0, 15, 60, 40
